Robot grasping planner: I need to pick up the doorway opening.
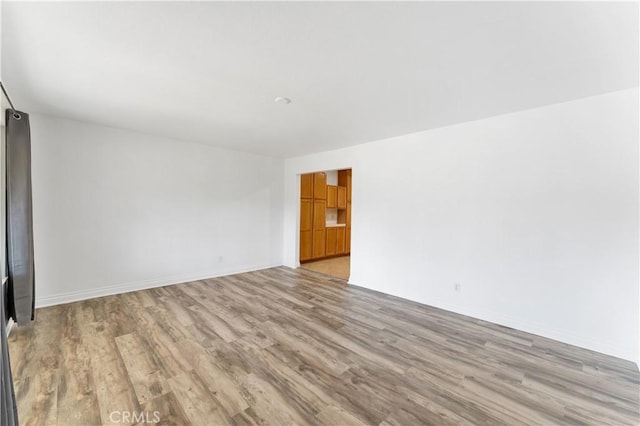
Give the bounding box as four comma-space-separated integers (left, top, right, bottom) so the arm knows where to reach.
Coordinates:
298, 169, 351, 280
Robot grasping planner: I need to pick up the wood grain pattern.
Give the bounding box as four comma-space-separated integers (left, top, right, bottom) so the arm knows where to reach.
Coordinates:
326, 185, 337, 208
8, 266, 639, 425
300, 174, 313, 199
313, 172, 327, 199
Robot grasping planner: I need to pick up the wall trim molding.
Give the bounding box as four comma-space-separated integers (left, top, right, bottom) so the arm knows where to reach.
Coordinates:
35, 263, 282, 308
32, 263, 637, 367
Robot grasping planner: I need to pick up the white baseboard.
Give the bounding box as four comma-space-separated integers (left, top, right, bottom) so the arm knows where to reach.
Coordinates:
33, 265, 638, 368
346, 278, 638, 367
35, 263, 281, 308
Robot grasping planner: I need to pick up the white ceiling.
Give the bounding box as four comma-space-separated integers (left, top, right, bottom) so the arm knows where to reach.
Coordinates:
2, 1, 638, 158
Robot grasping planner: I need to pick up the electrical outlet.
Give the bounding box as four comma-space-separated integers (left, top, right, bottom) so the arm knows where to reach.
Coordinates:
218, 256, 224, 263
454, 282, 461, 292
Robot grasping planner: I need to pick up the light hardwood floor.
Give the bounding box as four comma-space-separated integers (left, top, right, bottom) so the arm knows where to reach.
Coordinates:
300, 255, 350, 280
8, 267, 639, 425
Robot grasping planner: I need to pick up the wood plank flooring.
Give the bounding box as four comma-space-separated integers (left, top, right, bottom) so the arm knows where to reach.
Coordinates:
8, 266, 639, 425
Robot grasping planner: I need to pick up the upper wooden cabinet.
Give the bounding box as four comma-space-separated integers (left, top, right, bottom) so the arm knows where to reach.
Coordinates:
327, 185, 338, 208
313, 173, 327, 199
337, 186, 347, 209
338, 169, 352, 202
300, 173, 313, 199
328, 184, 346, 209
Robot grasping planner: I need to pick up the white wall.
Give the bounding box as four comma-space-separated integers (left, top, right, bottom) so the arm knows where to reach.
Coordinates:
283, 88, 639, 364
31, 114, 283, 306
325, 170, 338, 186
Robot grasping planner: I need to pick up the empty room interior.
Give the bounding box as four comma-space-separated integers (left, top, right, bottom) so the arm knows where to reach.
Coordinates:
1, 1, 639, 425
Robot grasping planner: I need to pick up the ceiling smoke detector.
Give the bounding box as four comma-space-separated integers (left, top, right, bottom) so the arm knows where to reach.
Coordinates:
274, 96, 292, 105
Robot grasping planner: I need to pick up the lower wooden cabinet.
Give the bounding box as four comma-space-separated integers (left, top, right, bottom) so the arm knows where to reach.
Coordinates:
326, 228, 337, 256
336, 227, 346, 254
313, 229, 326, 258
300, 231, 313, 261
346, 228, 351, 253
325, 226, 347, 256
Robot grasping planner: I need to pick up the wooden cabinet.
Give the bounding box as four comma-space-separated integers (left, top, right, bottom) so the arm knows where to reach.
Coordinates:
299, 198, 313, 261
313, 229, 326, 258
313, 200, 326, 230
326, 228, 337, 256
300, 173, 313, 199
312, 200, 326, 259
300, 199, 313, 232
337, 186, 347, 209
345, 228, 351, 253
346, 201, 351, 254
326, 226, 346, 256
328, 183, 346, 210
300, 173, 327, 262
301, 168, 351, 262
338, 169, 352, 202
338, 169, 352, 255
300, 231, 313, 261
327, 185, 337, 208
313, 172, 327, 199
336, 227, 346, 254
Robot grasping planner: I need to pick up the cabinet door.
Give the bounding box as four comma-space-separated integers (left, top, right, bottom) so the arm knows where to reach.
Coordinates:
313, 200, 326, 230
300, 231, 313, 261
312, 200, 326, 258
299, 198, 313, 261
340, 169, 352, 202
300, 199, 312, 232
313, 172, 327, 199
313, 229, 326, 258
337, 186, 347, 209
327, 185, 337, 208
346, 202, 352, 227
345, 228, 351, 253
326, 228, 337, 256
336, 227, 346, 254
300, 174, 313, 199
